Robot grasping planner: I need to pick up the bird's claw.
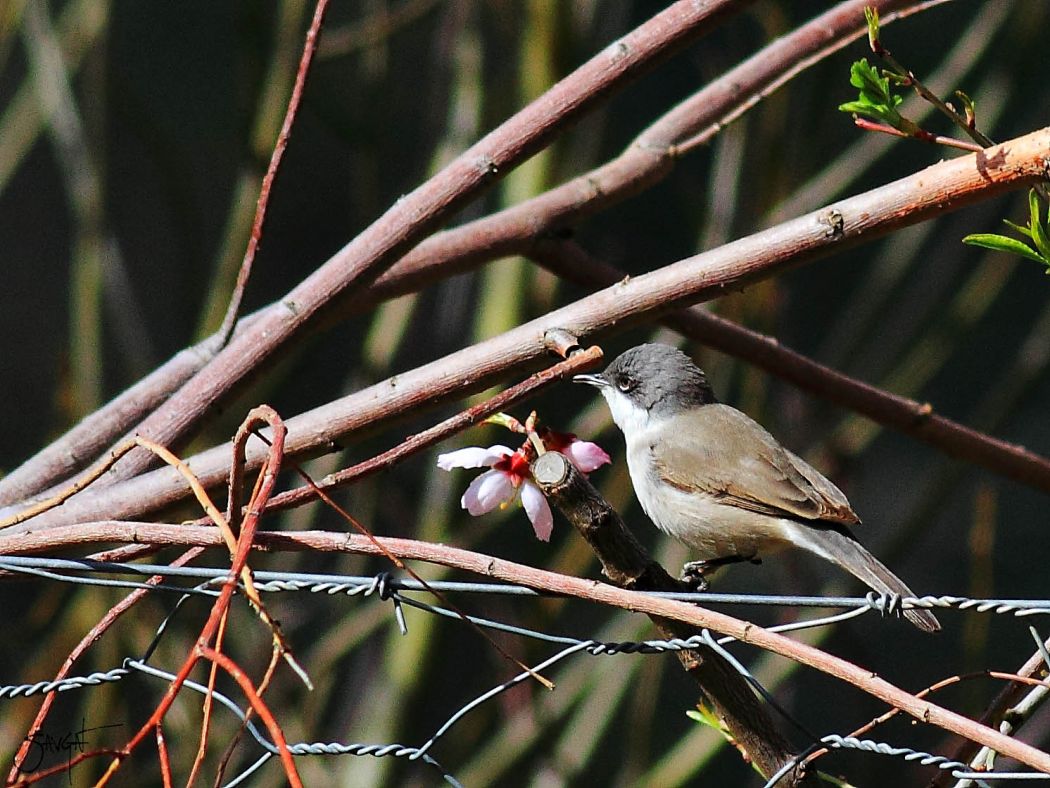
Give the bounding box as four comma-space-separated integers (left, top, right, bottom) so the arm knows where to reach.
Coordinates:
679, 554, 761, 591
679, 561, 711, 592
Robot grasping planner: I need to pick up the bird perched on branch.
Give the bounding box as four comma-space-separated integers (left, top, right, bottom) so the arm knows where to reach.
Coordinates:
575, 343, 940, 633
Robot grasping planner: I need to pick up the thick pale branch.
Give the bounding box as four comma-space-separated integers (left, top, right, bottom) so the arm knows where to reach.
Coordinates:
13, 128, 1049, 530
360, 0, 925, 305
5, 522, 1050, 775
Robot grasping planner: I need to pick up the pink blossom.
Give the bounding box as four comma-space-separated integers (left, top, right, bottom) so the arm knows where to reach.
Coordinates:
541, 430, 611, 473
437, 444, 554, 541
437, 433, 609, 543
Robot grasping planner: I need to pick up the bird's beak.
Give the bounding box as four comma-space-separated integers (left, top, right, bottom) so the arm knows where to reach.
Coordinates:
573, 372, 608, 388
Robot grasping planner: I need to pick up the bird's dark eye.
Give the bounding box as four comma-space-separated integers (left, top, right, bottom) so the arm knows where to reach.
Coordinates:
616, 376, 635, 393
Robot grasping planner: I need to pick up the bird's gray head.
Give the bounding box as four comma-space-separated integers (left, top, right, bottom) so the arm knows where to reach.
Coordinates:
574, 343, 716, 432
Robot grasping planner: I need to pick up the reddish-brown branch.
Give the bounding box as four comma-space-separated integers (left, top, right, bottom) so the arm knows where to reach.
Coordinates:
15, 127, 1050, 531
90, 411, 288, 786
932, 633, 1050, 787
258, 342, 603, 514
11, 748, 125, 785
214, 647, 285, 786
852, 116, 983, 152
198, 647, 302, 788
217, 0, 331, 345
806, 669, 1050, 768
5, 523, 1050, 773
155, 724, 172, 788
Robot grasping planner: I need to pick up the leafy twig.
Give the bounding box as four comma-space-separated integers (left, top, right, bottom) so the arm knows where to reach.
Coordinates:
838, 57, 980, 152
862, 6, 993, 147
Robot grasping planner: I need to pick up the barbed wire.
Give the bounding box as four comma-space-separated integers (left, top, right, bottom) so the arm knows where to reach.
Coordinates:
3, 554, 1049, 784
4, 555, 1050, 619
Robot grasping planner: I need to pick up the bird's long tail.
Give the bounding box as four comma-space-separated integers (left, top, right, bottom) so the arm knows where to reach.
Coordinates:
787, 524, 941, 633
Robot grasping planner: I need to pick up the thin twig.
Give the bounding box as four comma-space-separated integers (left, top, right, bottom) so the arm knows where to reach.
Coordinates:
852, 116, 982, 152
804, 669, 1050, 769
91, 411, 301, 787
156, 724, 172, 788
216, 0, 332, 346
258, 342, 603, 514
932, 631, 1050, 787
869, 25, 994, 149
198, 646, 303, 788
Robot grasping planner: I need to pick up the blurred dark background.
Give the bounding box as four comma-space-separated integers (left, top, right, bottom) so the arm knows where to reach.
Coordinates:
2, 1, 1049, 784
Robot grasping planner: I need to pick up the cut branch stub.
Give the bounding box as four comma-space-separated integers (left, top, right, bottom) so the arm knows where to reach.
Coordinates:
531, 451, 674, 590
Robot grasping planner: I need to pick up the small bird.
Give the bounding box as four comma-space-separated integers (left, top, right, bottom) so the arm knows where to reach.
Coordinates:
574, 343, 940, 633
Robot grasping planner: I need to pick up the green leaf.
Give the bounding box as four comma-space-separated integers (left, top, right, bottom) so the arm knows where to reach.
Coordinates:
1029, 190, 1050, 260
864, 6, 880, 51
1003, 219, 1033, 239
686, 704, 731, 737
838, 101, 897, 126
848, 59, 886, 98
842, 59, 903, 127
963, 233, 1047, 265
955, 90, 976, 127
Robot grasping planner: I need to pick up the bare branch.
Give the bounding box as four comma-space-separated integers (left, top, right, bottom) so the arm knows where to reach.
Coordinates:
216, 0, 332, 345
0, 0, 933, 504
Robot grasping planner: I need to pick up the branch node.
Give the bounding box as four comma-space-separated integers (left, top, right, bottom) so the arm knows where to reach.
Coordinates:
819, 208, 845, 238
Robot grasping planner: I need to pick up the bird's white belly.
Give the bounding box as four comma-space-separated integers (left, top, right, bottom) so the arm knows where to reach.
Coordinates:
625, 443, 792, 561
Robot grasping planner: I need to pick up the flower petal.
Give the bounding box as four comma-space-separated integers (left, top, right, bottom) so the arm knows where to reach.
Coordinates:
461, 469, 516, 515
520, 482, 554, 542
564, 439, 611, 473
437, 445, 514, 471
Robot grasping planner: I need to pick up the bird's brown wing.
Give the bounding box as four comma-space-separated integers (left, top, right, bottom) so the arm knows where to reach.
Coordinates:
648, 404, 860, 525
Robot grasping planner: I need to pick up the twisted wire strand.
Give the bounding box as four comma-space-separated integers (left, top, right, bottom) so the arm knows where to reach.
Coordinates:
3, 556, 1050, 618
760, 732, 1048, 787
0, 667, 129, 699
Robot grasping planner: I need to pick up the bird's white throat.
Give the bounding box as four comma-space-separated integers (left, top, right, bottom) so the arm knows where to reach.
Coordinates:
599, 387, 655, 438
